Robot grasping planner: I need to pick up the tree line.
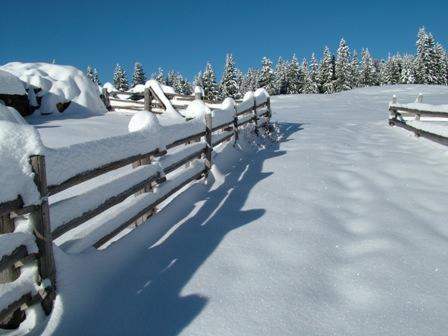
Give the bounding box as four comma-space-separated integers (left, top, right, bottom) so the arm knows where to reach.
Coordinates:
86, 27, 447, 100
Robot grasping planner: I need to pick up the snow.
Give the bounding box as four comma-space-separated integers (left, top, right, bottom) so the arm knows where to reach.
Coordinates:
236, 91, 255, 113
254, 87, 269, 104
11, 85, 448, 336
184, 99, 210, 120
0, 69, 26, 95
128, 111, 161, 133
0, 109, 43, 204
145, 80, 179, 116
406, 120, 448, 137
212, 98, 235, 129
0, 232, 37, 261
102, 82, 116, 93
0, 62, 107, 116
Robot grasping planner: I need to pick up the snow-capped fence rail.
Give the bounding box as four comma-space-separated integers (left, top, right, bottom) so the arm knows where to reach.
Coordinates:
0, 88, 271, 327
388, 94, 448, 146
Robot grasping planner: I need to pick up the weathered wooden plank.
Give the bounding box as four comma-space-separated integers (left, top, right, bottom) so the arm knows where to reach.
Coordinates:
0, 246, 31, 274
212, 120, 234, 132
30, 156, 57, 305
51, 172, 163, 239
0, 292, 41, 326
389, 106, 448, 119
163, 148, 206, 175
93, 170, 204, 248
389, 119, 448, 146
238, 115, 255, 127
48, 149, 160, 196
108, 97, 145, 105
0, 198, 23, 217
212, 131, 234, 147
205, 113, 213, 173
166, 131, 205, 150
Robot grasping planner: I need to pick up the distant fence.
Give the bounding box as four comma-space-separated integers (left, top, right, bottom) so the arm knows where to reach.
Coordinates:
0, 87, 271, 328
388, 93, 448, 146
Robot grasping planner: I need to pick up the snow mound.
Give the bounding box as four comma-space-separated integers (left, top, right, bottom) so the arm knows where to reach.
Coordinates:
128, 111, 161, 133
185, 99, 211, 120
237, 91, 255, 113
254, 87, 269, 104
0, 70, 26, 95
0, 62, 107, 116
103, 82, 117, 93
0, 105, 44, 204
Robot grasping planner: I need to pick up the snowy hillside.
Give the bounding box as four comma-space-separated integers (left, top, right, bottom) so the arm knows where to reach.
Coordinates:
9, 85, 444, 336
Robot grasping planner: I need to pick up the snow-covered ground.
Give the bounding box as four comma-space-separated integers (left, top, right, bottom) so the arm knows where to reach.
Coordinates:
18, 85, 448, 335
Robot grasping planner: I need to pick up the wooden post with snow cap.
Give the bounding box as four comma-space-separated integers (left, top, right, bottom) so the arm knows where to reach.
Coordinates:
233, 105, 239, 145
389, 95, 398, 125
205, 108, 213, 175
29, 155, 56, 315
415, 93, 423, 120
144, 88, 152, 112
194, 86, 203, 101
267, 96, 272, 120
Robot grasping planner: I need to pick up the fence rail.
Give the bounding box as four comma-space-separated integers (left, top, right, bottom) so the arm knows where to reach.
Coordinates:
0, 87, 271, 328
388, 94, 448, 147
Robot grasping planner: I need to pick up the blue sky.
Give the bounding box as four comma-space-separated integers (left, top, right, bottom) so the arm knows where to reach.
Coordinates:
1, 0, 447, 83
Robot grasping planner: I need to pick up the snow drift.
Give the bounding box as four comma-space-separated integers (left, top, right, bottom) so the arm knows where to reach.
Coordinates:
0, 62, 107, 116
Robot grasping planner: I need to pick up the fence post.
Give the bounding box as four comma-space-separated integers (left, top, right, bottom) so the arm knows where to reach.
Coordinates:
389, 95, 398, 125
0, 215, 25, 328
267, 96, 272, 120
416, 93, 423, 103
205, 111, 213, 175
29, 155, 56, 315
233, 106, 239, 145
253, 97, 259, 135
101, 88, 112, 111
144, 88, 152, 112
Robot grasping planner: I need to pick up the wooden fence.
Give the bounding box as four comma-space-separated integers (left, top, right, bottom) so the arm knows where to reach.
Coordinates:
388, 94, 448, 146
0, 89, 271, 328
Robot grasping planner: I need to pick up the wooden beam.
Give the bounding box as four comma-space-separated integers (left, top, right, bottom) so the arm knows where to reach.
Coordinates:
0, 246, 31, 274
0, 198, 23, 217
93, 170, 204, 248
389, 119, 448, 147
48, 149, 160, 196
51, 172, 162, 239
163, 148, 205, 175
166, 132, 205, 150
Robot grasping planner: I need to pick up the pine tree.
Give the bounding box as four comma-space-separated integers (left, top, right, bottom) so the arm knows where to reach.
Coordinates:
273, 57, 289, 95
415, 27, 438, 84
287, 54, 302, 94
359, 49, 376, 87
193, 71, 203, 88
93, 68, 101, 86
335, 38, 352, 91
381, 54, 402, 85
349, 50, 360, 88
221, 54, 242, 99
132, 62, 146, 87
178, 76, 193, 95
241, 68, 259, 94
86, 66, 95, 82
318, 47, 335, 93
258, 57, 275, 95
152, 67, 166, 84
434, 43, 447, 85
308, 53, 320, 93
202, 62, 221, 101
113, 64, 129, 91
400, 55, 416, 84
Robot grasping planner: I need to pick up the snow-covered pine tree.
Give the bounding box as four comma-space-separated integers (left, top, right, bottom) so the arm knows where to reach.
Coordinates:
415, 27, 438, 84
258, 57, 275, 95
381, 54, 402, 85
241, 68, 259, 94
193, 71, 204, 88
308, 53, 320, 93
132, 62, 146, 87
434, 43, 447, 85
400, 55, 416, 84
202, 62, 221, 101
86, 66, 95, 82
152, 67, 166, 84
359, 48, 376, 87
287, 54, 302, 94
178, 76, 193, 95
221, 54, 242, 99
93, 68, 101, 86
318, 47, 336, 93
273, 57, 289, 95
301, 58, 318, 94
335, 38, 352, 91
113, 64, 129, 91
349, 50, 360, 88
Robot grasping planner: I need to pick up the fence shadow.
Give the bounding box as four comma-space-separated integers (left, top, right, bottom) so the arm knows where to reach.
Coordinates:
41, 122, 303, 336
